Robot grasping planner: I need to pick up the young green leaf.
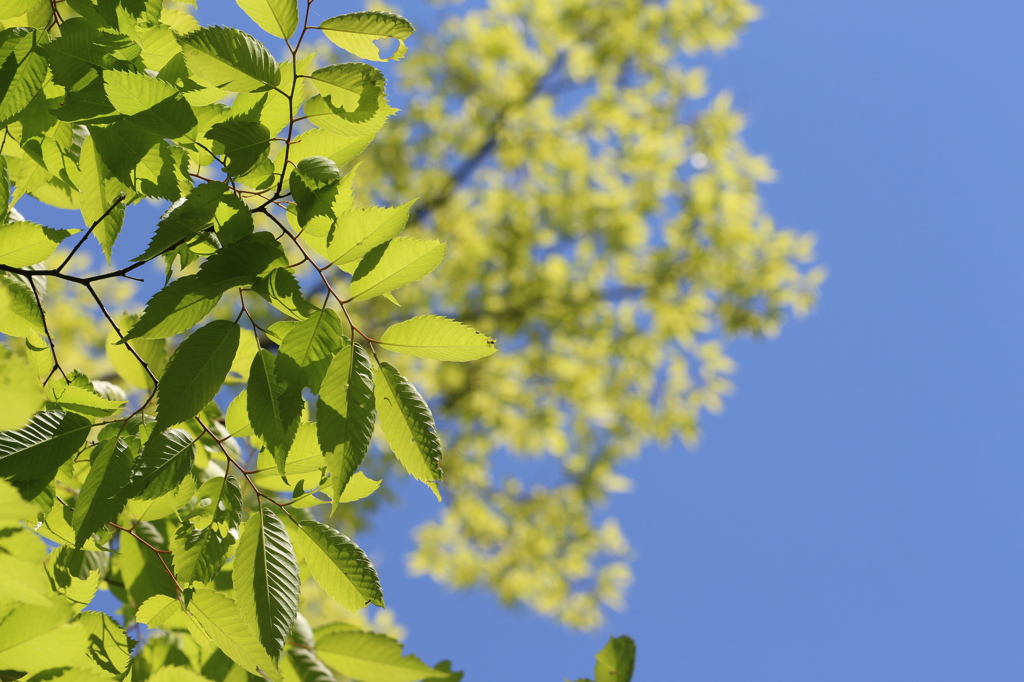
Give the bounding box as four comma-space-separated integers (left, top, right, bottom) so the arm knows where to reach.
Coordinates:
102, 69, 179, 116
247, 349, 302, 471
207, 120, 271, 177
0, 273, 43, 337
315, 631, 447, 682
119, 275, 219, 342
318, 11, 414, 62
0, 346, 43, 430
72, 438, 132, 548
373, 361, 443, 500
288, 518, 383, 611
154, 320, 240, 431
379, 316, 496, 362
0, 155, 9, 223
133, 182, 228, 262
179, 26, 281, 92
0, 222, 71, 268
0, 410, 92, 481
349, 238, 446, 301
276, 309, 344, 393
46, 380, 126, 418
186, 588, 282, 680
594, 636, 636, 682
237, 0, 299, 39
125, 428, 196, 500
251, 267, 317, 320
0, 28, 49, 126
318, 339, 375, 505
171, 475, 242, 585
78, 136, 127, 261
315, 203, 414, 267
234, 503, 300, 660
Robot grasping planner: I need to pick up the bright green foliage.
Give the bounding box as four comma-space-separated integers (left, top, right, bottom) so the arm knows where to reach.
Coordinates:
0, 0, 517, 677
574, 635, 637, 682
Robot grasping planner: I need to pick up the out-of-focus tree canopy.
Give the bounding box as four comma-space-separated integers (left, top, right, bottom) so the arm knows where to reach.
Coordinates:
352, 0, 824, 629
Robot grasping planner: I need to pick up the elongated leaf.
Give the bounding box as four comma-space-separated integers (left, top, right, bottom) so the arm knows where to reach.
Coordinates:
186, 588, 281, 680
373, 362, 442, 499
276, 309, 344, 392
237, 0, 298, 39
134, 182, 228, 262
379, 316, 496, 362
171, 475, 242, 584
46, 381, 126, 417
319, 12, 414, 62
316, 631, 447, 682
154, 320, 240, 430
125, 428, 196, 500
594, 636, 636, 682
0, 410, 91, 480
0, 28, 49, 126
103, 69, 179, 115
179, 26, 281, 92
247, 349, 301, 470
235, 503, 300, 659
0, 221, 71, 268
318, 339, 375, 505
0, 155, 9, 222
78, 135, 127, 261
208, 120, 271, 177
290, 518, 382, 611
72, 438, 132, 548
349, 238, 446, 301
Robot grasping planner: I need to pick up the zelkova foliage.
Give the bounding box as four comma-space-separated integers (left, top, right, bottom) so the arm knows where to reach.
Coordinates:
0, 0, 632, 679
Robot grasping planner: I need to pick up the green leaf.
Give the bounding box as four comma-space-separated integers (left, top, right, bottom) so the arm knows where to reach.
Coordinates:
594, 636, 636, 682
312, 203, 414, 268
0, 28, 49, 126
0, 345, 43, 430
43, 18, 114, 88
208, 120, 271, 177
379, 316, 496, 362
276, 309, 344, 393
0, 601, 94, 672
373, 361, 443, 500
349, 238, 446, 301
237, 0, 299, 39
88, 118, 162, 186
0, 221, 70, 268
79, 610, 134, 674
0, 155, 9, 222
103, 69, 179, 116
125, 428, 196, 500
339, 471, 380, 503
186, 588, 281, 680
306, 63, 385, 117
154, 320, 240, 430
234, 503, 300, 659
78, 135, 127, 261
251, 267, 317, 320
171, 475, 242, 584
0, 0, 42, 20
247, 349, 302, 471
0, 410, 91, 481
316, 631, 447, 682
214, 192, 255, 244
72, 437, 132, 548
289, 518, 383, 611
133, 181, 228, 262
318, 339, 375, 505
295, 156, 341, 185
179, 26, 281, 93
319, 12, 414, 62
0, 272, 43, 337
46, 380, 126, 417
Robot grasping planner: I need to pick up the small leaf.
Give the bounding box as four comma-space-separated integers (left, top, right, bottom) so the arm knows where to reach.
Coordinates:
289, 518, 383, 611
179, 26, 281, 92
316, 631, 448, 682
594, 636, 636, 682
374, 362, 443, 499
0, 221, 71, 268
237, 0, 299, 39
72, 438, 132, 548
125, 428, 196, 500
349, 238, 446, 301
0, 28, 49, 126
208, 120, 271, 177
103, 69, 179, 116
380, 316, 496, 362
0, 410, 92, 481
318, 11, 414, 62
318, 339, 375, 505
234, 503, 300, 659
133, 181, 228, 262
154, 320, 240, 430
172, 475, 242, 584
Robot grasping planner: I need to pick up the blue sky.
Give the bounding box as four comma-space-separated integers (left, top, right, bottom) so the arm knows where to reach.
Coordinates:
26, 1, 1024, 679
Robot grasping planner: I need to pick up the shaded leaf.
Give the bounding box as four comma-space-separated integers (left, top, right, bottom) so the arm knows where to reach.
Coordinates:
125, 428, 196, 500
247, 349, 302, 471
0, 410, 91, 481
172, 475, 242, 584
208, 119, 271, 177
154, 320, 240, 430
134, 181, 228, 262
318, 339, 375, 505
0, 27, 49, 126
72, 437, 132, 548
276, 309, 344, 393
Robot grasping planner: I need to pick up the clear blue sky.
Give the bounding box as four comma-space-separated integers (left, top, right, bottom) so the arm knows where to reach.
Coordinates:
33, 1, 1024, 679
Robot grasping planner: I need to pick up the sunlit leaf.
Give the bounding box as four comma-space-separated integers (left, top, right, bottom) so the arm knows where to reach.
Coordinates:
319, 11, 414, 62
380, 316, 496, 362
374, 361, 443, 500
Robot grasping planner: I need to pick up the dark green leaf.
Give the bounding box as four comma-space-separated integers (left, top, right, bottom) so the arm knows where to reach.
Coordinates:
290, 518, 383, 611
120, 275, 219, 342
133, 182, 228, 262
72, 437, 132, 548
208, 120, 271, 177
0, 28, 49, 126
374, 361, 443, 500
172, 475, 242, 584
276, 309, 344, 393
88, 119, 162, 186
234, 503, 300, 659
125, 428, 196, 500
317, 339, 375, 505
154, 320, 240, 430
130, 95, 199, 140
251, 267, 317, 320
0, 411, 92, 481
247, 349, 301, 471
